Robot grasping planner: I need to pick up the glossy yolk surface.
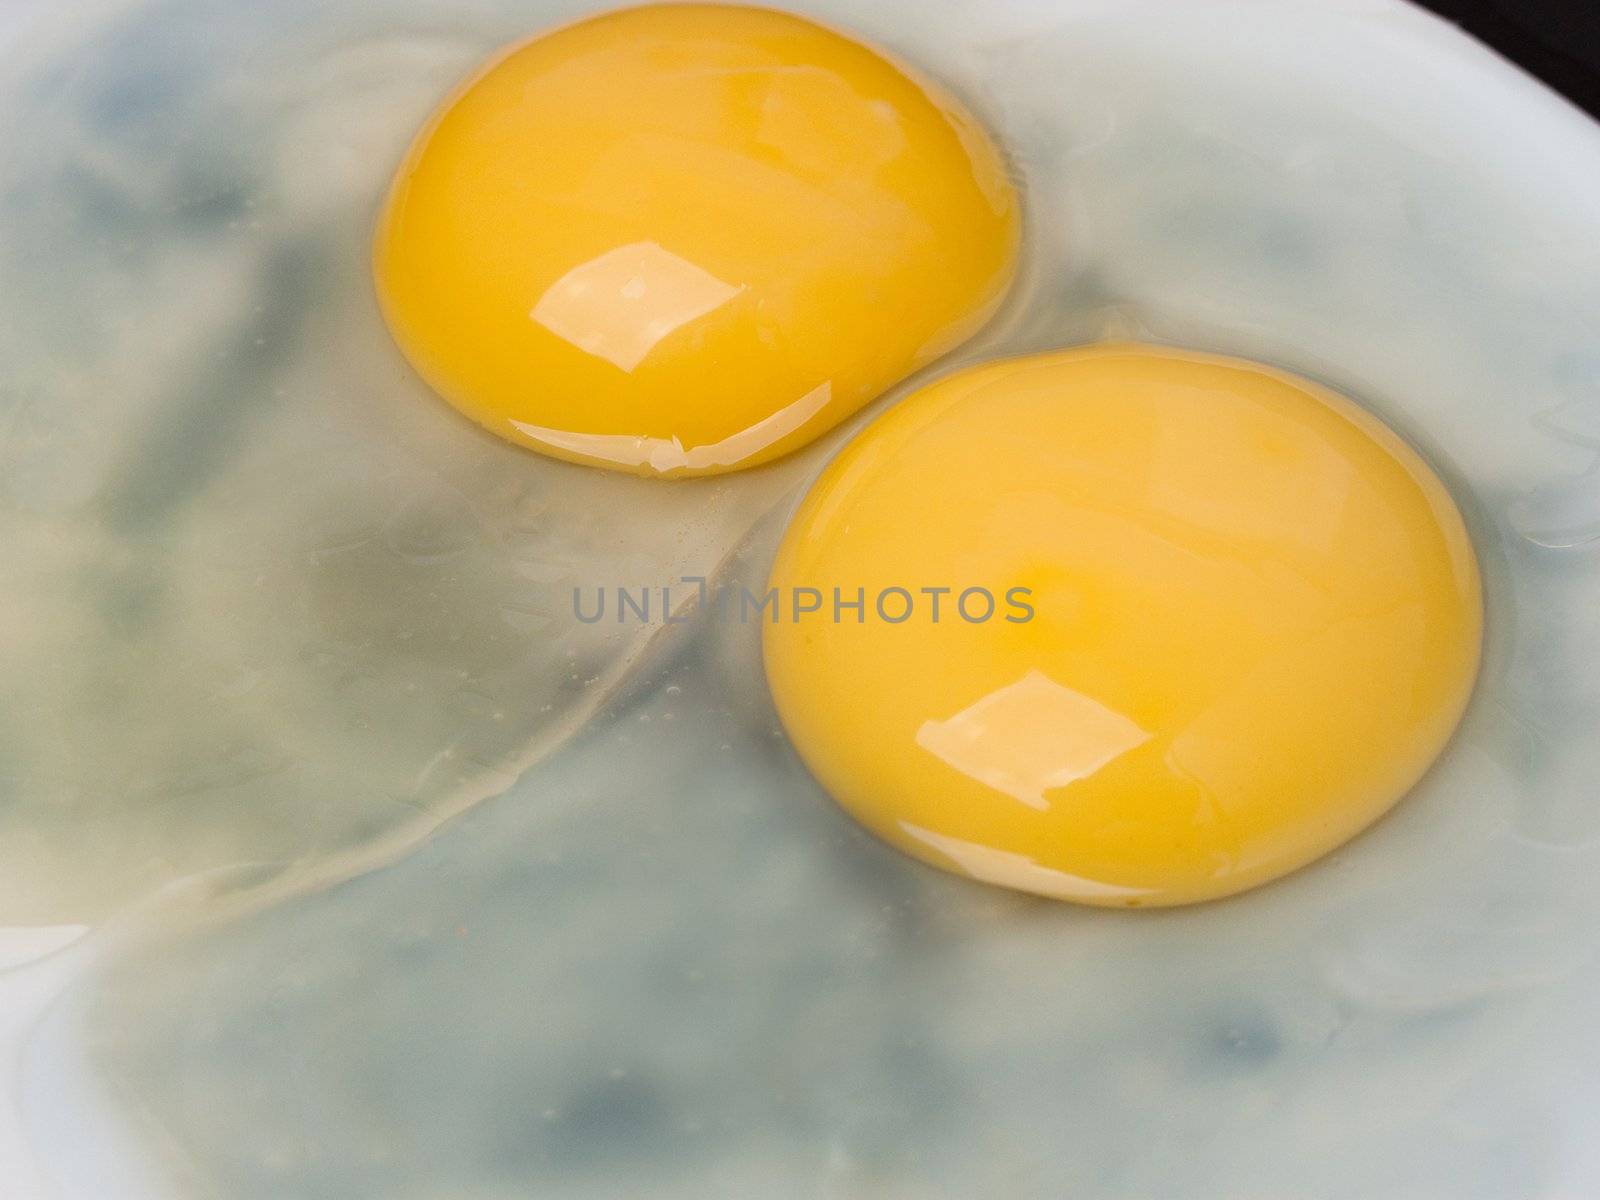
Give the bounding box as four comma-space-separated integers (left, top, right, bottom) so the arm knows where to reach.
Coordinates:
373, 3, 1019, 477
764, 344, 1482, 907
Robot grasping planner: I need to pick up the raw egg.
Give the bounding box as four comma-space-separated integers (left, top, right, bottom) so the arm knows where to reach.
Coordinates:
765, 344, 1482, 906
373, 3, 1019, 476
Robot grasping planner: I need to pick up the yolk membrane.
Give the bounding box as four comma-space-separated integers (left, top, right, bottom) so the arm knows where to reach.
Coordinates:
373, 3, 1020, 476
764, 344, 1482, 907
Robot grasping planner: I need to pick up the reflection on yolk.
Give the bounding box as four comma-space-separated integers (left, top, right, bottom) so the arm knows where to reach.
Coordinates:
764, 344, 1483, 907
373, 3, 1020, 477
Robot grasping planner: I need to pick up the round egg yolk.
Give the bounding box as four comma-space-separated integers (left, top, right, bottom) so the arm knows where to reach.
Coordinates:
373, 3, 1019, 477
764, 344, 1482, 907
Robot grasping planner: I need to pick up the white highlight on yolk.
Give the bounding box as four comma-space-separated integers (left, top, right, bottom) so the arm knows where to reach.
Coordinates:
530, 241, 744, 374
510, 380, 833, 474
914, 669, 1152, 810
899, 823, 1156, 901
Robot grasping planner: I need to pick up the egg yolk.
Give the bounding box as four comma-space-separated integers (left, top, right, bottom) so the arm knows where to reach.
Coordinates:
764, 344, 1482, 906
373, 3, 1019, 477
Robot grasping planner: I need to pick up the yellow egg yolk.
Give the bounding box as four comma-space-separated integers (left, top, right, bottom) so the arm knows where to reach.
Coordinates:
764, 344, 1482, 907
373, 3, 1020, 477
